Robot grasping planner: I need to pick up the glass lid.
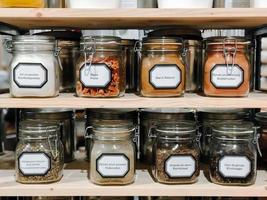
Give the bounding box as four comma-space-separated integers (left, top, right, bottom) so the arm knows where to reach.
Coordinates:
212, 122, 255, 139
155, 121, 197, 139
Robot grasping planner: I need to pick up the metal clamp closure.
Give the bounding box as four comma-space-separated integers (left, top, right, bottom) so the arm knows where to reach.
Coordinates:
252, 127, 262, 157
223, 38, 237, 75
3, 39, 13, 53
82, 37, 96, 76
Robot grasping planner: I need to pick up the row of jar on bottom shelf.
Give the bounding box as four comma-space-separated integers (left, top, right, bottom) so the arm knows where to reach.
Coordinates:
15, 120, 261, 186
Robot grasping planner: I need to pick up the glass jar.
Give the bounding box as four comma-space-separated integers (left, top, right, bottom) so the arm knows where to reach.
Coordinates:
76, 36, 125, 98
209, 122, 258, 186
58, 40, 79, 93
140, 108, 196, 164
147, 28, 203, 93
15, 121, 64, 184
203, 37, 251, 97
0, 0, 47, 7
197, 108, 250, 162
152, 122, 200, 184
121, 39, 138, 93
139, 37, 185, 97
255, 112, 267, 163
6, 35, 60, 98
89, 121, 136, 185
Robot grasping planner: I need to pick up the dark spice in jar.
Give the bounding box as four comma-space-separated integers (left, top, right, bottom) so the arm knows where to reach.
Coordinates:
210, 149, 256, 185
155, 144, 200, 184
153, 122, 200, 184
209, 122, 258, 186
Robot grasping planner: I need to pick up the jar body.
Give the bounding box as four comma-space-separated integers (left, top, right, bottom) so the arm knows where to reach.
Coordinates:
0, 0, 46, 7
10, 51, 59, 97
122, 40, 138, 93
76, 51, 125, 98
58, 40, 79, 93
213, 0, 250, 8
209, 138, 257, 186
140, 109, 195, 164
153, 139, 200, 184
255, 113, 267, 163
204, 40, 251, 97
200, 118, 245, 162
185, 41, 202, 92
15, 137, 64, 184
85, 109, 138, 160
20, 110, 76, 163
90, 138, 136, 185
65, 0, 121, 8
140, 50, 185, 97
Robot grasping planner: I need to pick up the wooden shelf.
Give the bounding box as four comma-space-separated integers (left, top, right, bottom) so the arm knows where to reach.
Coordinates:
1, 8, 267, 29
0, 92, 266, 109
0, 170, 265, 197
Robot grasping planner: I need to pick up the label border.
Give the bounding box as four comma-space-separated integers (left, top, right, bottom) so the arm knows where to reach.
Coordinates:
13, 63, 48, 89
210, 64, 244, 89
164, 154, 197, 179
96, 153, 130, 178
149, 64, 182, 90
18, 152, 51, 177
218, 155, 252, 179
79, 63, 112, 89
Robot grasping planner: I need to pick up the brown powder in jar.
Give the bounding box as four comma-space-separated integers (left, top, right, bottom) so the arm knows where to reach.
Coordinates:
204, 43, 250, 97
140, 53, 185, 97
76, 54, 121, 98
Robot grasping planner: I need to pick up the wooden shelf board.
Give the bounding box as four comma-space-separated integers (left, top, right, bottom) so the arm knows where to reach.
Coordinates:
1, 8, 267, 29
0, 170, 265, 197
0, 92, 266, 109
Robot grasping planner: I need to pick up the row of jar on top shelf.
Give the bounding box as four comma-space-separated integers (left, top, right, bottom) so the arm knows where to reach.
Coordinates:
3, 27, 267, 98
1, 0, 267, 8
15, 108, 266, 186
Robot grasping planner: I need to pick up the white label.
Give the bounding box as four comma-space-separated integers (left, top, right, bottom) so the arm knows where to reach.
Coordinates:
80, 63, 111, 88
18, 152, 51, 176
96, 154, 129, 178
149, 64, 182, 89
165, 155, 196, 178
211, 64, 244, 88
13, 63, 48, 88
219, 156, 251, 178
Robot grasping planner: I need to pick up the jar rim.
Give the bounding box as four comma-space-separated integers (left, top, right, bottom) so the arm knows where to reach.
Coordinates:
142, 37, 183, 46
155, 121, 197, 139
19, 120, 59, 139
92, 120, 135, 134
212, 122, 255, 139
197, 108, 249, 120
255, 112, 267, 121
12, 35, 56, 44
205, 36, 250, 45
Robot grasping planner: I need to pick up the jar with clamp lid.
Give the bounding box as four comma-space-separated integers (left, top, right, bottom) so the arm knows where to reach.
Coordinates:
76, 36, 125, 98
89, 121, 136, 185
6, 35, 61, 98
15, 121, 64, 184
209, 122, 260, 186
151, 121, 200, 184
203, 37, 251, 97
139, 37, 186, 97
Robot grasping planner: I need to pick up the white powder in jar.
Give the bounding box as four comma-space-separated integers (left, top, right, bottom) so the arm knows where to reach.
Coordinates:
10, 53, 59, 97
